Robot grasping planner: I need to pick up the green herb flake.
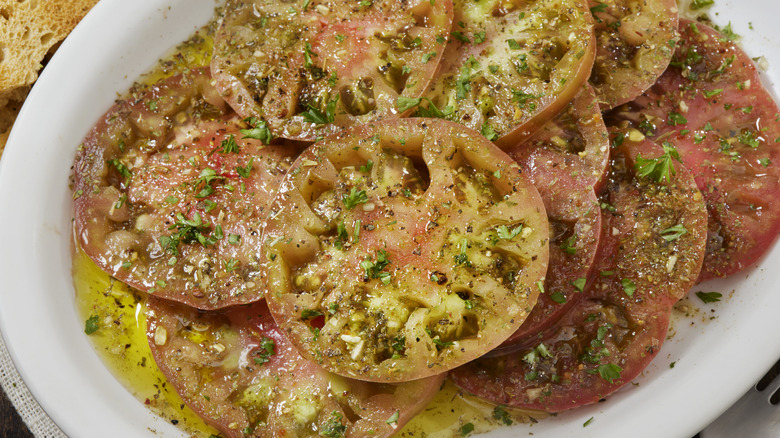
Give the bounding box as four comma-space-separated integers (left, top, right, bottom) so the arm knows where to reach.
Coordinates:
253, 337, 276, 365
634, 141, 682, 183
343, 187, 369, 209
696, 291, 723, 303
481, 122, 499, 141
690, 0, 714, 9
386, 410, 400, 426
236, 157, 254, 178
302, 96, 339, 125
621, 278, 636, 297
667, 112, 688, 126
397, 96, 422, 112
583, 417, 595, 427
703, 89, 723, 99
496, 224, 523, 240
550, 292, 566, 304
301, 308, 324, 320
572, 277, 586, 292
240, 117, 273, 144
220, 134, 240, 154
597, 363, 623, 383
661, 224, 688, 241
84, 315, 100, 335
560, 235, 577, 254
459, 422, 476, 436
492, 405, 513, 426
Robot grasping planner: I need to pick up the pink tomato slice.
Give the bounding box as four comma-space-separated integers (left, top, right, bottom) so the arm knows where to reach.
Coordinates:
451, 138, 707, 412
607, 19, 780, 281
72, 68, 300, 309
502, 84, 609, 345
261, 118, 549, 382
588, 0, 679, 109
146, 298, 443, 437
211, 0, 453, 142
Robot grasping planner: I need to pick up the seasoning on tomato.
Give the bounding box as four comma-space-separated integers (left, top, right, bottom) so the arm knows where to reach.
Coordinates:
260, 118, 550, 382
451, 138, 708, 412
72, 68, 300, 309
588, 0, 679, 109
607, 19, 780, 281
211, 0, 453, 142
146, 298, 444, 437
420, 0, 596, 149
502, 84, 609, 346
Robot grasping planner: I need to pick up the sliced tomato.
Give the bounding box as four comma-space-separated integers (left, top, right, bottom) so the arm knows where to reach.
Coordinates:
451, 138, 708, 412
420, 0, 595, 149
588, 0, 679, 109
211, 0, 453, 142
607, 19, 780, 281
502, 84, 609, 345
260, 118, 549, 382
146, 298, 443, 437
72, 68, 300, 309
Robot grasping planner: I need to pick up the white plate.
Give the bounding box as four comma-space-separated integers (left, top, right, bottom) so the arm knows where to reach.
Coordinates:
1, 0, 779, 437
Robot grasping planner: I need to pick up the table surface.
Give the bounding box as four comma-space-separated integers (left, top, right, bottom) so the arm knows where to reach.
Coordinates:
1, 386, 33, 437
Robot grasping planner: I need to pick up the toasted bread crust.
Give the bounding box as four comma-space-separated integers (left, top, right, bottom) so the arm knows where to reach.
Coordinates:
0, 0, 99, 153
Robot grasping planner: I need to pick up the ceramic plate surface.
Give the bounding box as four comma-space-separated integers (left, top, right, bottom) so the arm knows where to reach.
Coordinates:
1, 0, 779, 436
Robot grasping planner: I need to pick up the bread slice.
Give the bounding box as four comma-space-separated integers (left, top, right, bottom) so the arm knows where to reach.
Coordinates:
0, 0, 100, 156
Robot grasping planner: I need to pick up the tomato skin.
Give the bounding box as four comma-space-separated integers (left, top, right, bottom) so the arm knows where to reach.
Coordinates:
607, 19, 780, 281
421, 0, 595, 150
146, 298, 443, 437
261, 118, 549, 382
211, 0, 453, 142
72, 68, 299, 309
451, 139, 708, 412
502, 84, 609, 346
588, 0, 679, 110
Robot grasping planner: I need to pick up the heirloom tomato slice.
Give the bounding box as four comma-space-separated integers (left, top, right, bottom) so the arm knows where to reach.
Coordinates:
588, 0, 679, 109
420, 0, 595, 149
146, 298, 443, 437
211, 0, 453, 142
607, 19, 780, 281
72, 68, 300, 309
261, 118, 549, 382
502, 84, 609, 345
451, 139, 708, 412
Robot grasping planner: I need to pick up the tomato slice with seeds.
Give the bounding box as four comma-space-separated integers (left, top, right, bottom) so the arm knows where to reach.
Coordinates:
72, 69, 300, 309
502, 84, 609, 345
260, 118, 549, 382
588, 0, 679, 109
420, 0, 595, 149
451, 139, 708, 412
211, 0, 453, 142
146, 298, 443, 437
606, 19, 780, 281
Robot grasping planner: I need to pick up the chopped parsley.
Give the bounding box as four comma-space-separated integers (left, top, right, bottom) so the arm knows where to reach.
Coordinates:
660, 224, 688, 241
696, 291, 723, 303
343, 187, 369, 209
240, 117, 273, 144
84, 315, 100, 335
302, 96, 339, 124
597, 363, 622, 383
634, 141, 682, 183
621, 278, 636, 297
492, 405, 513, 426
252, 337, 275, 365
